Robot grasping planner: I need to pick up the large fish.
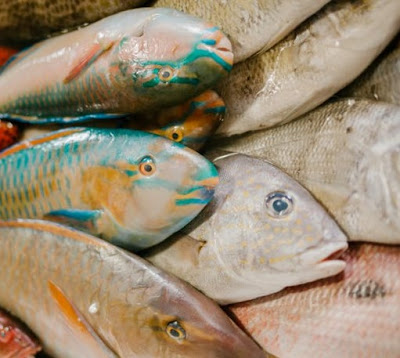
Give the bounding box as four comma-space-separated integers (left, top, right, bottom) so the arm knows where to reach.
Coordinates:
340, 36, 400, 105
0, 8, 233, 124
213, 99, 400, 244
228, 243, 400, 358
151, 0, 330, 63
0, 219, 266, 358
0, 308, 41, 357
143, 152, 348, 304
216, 0, 400, 136
0, 0, 146, 43
0, 128, 219, 250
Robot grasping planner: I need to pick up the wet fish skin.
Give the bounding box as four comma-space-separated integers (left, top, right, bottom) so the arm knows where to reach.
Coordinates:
228, 243, 400, 358
213, 99, 400, 244
0, 120, 19, 151
143, 153, 348, 304
0, 219, 266, 358
0, 128, 219, 250
151, 0, 330, 63
216, 0, 400, 136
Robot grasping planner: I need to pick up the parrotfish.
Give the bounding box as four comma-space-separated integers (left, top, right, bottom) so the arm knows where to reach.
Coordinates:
0, 8, 233, 124
151, 0, 330, 63
216, 0, 400, 136
0, 128, 219, 250
0, 308, 41, 357
0, 0, 147, 43
143, 152, 348, 304
0, 219, 266, 358
0, 120, 19, 151
213, 99, 400, 244
228, 243, 400, 358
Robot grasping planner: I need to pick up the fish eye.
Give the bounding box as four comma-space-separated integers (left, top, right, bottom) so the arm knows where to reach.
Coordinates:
167, 127, 184, 142
166, 321, 186, 340
158, 66, 175, 82
265, 192, 293, 218
139, 155, 156, 176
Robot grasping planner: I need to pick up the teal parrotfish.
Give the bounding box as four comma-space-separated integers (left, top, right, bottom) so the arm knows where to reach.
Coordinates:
0, 128, 219, 250
0, 8, 233, 124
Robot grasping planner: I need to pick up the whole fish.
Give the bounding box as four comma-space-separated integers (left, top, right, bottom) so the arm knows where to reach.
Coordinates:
143, 152, 348, 304
340, 36, 400, 105
0, 0, 146, 43
0, 8, 233, 124
151, 0, 330, 63
213, 99, 400, 244
0, 46, 18, 66
0, 128, 219, 250
228, 243, 400, 358
0, 308, 41, 357
0, 219, 266, 358
0, 120, 18, 151
216, 0, 400, 136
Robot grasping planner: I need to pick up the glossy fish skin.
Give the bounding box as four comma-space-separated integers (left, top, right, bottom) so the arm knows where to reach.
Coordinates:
0, 128, 219, 251
0, 308, 41, 357
216, 0, 400, 136
0, 220, 266, 358
151, 0, 330, 63
228, 244, 400, 358
214, 99, 400, 244
0, 8, 233, 123
0, 120, 19, 151
0, 0, 146, 43
143, 153, 348, 304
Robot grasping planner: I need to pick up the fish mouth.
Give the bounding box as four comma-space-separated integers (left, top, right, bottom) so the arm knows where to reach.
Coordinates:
175, 176, 219, 206
300, 241, 348, 267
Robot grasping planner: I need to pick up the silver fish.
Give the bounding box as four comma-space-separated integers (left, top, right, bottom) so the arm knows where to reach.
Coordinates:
213, 99, 400, 244
143, 152, 348, 304
216, 0, 400, 136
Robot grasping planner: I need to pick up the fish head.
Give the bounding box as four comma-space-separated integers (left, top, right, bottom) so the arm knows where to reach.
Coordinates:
114, 8, 233, 109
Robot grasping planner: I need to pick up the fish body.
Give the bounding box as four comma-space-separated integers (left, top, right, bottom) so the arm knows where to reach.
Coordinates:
216, 0, 400, 136
214, 99, 400, 244
0, 120, 19, 151
0, 128, 219, 250
0, 46, 18, 66
151, 0, 330, 63
0, 219, 266, 358
143, 152, 348, 304
0, 308, 41, 357
228, 244, 400, 358
0, 8, 233, 124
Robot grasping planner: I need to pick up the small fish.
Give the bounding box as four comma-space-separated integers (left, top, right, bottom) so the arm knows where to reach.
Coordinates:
0, 46, 18, 66
0, 219, 266, 358
340, 36, 400, 105
228, 243, 400, 358
0, 308, 41, 357
213, 99, 400, 244
0, 0, 146, 43
0, 128, 219, 250
143, 152, 348, 304
0, 8, 233, 124
0, 120, 19, 151
216, 0, 400, 136
151, 0, 330, 63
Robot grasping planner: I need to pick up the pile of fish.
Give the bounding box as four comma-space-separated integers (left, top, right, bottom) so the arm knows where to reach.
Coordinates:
0, 0, 399, 357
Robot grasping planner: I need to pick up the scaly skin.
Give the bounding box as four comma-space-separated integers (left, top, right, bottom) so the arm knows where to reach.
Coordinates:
0, 219, 266, 358
0, 128, 219, 250
0, 8, 233, 123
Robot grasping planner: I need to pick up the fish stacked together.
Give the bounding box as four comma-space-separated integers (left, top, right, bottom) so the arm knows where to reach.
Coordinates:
0, 0, 399, 357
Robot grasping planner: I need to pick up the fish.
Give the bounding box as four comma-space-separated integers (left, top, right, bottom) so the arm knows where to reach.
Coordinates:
213, 99, 400, 244
0, 308, 41, 357
340, 36, 400, 105
0, 8, 233, 124
0, 0, 147, 43
0, 127, 219, 251
0, 46, 18, 66
216, 0, 400, 136
142, 152, 348, 304
150, 0, 331, 63
0, 120, 19, 151
0, 219, 266, 358
228, 243, 400, 358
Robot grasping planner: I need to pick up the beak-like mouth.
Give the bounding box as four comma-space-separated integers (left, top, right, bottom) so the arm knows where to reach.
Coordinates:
197, 176, 219, 188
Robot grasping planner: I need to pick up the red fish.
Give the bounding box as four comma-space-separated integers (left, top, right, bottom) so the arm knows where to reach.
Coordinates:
0, 120, 19, 151
0, 46, 17, 66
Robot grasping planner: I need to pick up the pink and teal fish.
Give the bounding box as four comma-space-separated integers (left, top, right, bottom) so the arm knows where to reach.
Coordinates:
0, 128, 219, 250
0, 8, 233, 124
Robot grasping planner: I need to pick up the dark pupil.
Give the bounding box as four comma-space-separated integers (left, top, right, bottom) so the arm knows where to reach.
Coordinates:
172, 132, 179, 140
162, 70, 170, 78
169, 328, 180, 337
273, 199, 288, 213
144, 164, 152, 172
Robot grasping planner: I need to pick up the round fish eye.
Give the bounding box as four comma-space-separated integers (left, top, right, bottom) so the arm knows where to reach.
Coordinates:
167, 126, 184, 142
166, 321, 186, 340
158, 66, 174, 82
265, 192, 293, 218
139, 156, 156, 176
